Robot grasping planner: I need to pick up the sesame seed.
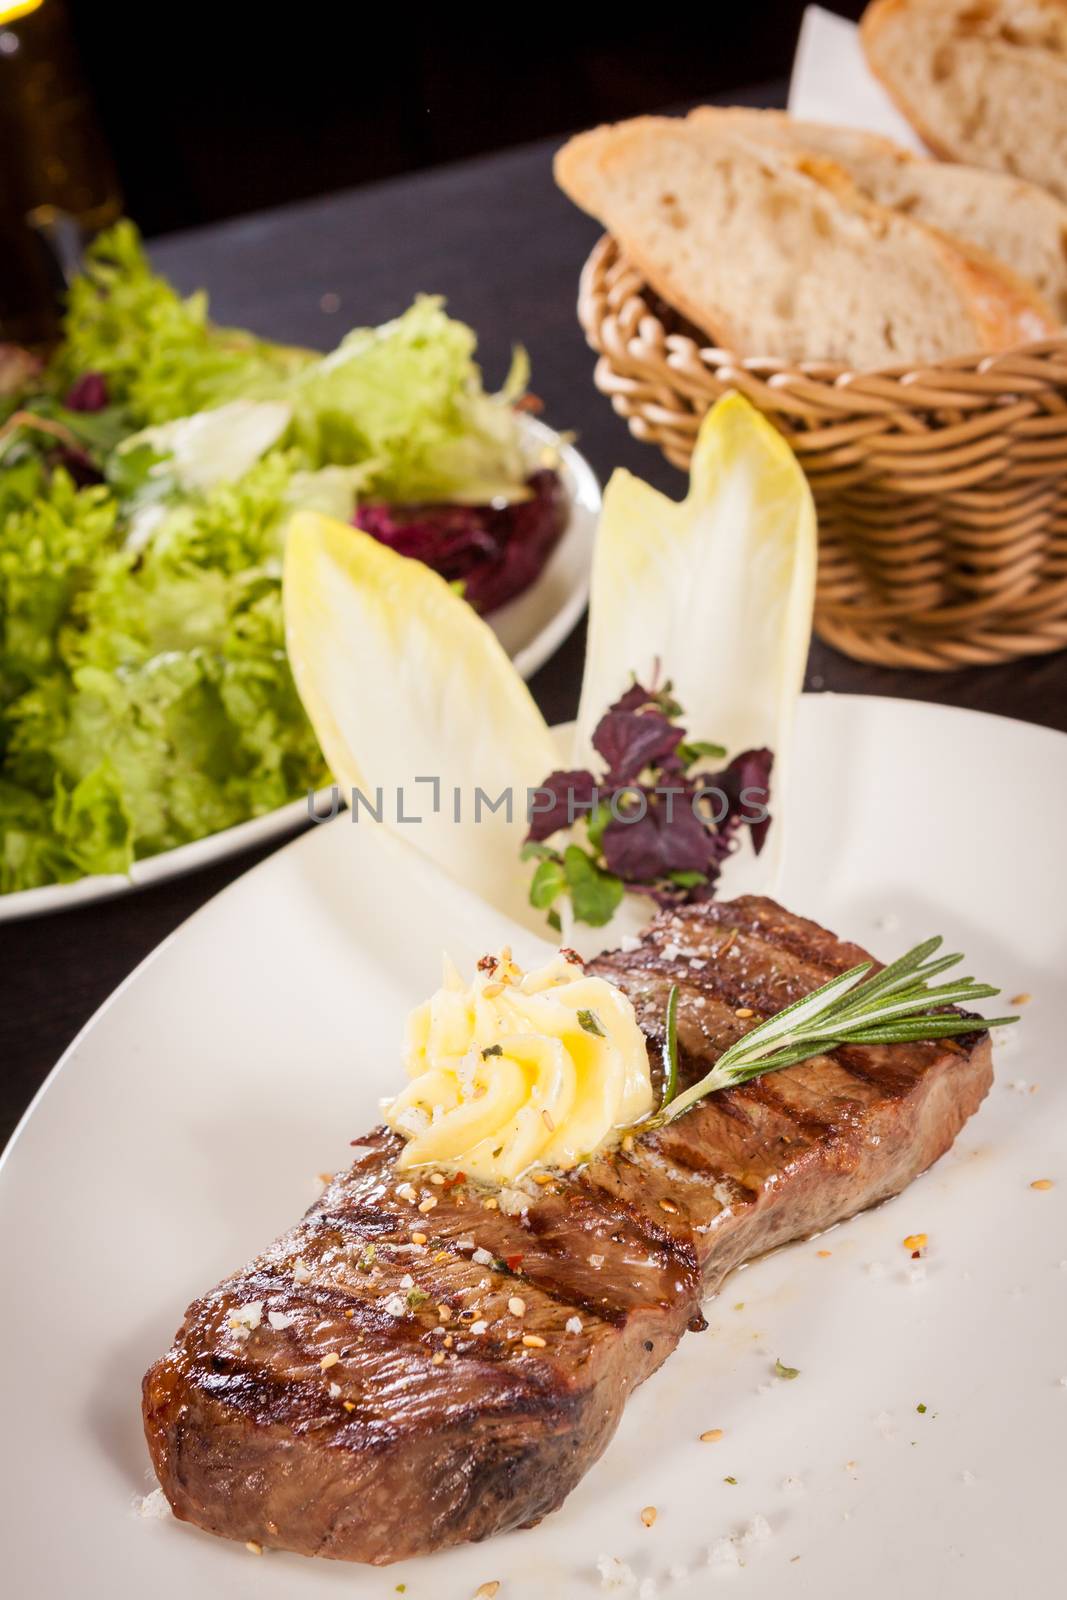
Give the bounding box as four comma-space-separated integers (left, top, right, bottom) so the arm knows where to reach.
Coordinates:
438, 1304, 453, 1322
1031, 1178, 1054, 1190
396, 1183, 417, 1203
432, 1352, 445, 1366
1010, 993, 1032, 1006
344, 1308, 354, 1319
522, 1333, 546, 1348
659, 1199, 679, 1214
532, 1172, 554, 1185
622, 1135, 635, 1153
320, 1352, 340, 1371
429, 1173, 446, 1185
700, 1428, 724, 1443
419, 1197, 438, 1213
444, 1334, 454, 1347
542, 1109, 555, 1132
508, 1296, 526, 1317
343, 1400, 355, 1412
641, 1505, 657, 1528
484, 1198, 499, 1210
474, 1584, 501, 1599
245, 1540, 263, 1555
735, 1007, 755, 1019
470, 1319, 488, 1335
481, 982, 504, 998
411, 1232, 427, 1245
817, 1249, 832, 1259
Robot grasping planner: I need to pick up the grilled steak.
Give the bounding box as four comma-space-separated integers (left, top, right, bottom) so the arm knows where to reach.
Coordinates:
142, 896, 993, 1564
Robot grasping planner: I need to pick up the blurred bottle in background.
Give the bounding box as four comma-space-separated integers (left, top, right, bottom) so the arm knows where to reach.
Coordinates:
0, 0, 121, 349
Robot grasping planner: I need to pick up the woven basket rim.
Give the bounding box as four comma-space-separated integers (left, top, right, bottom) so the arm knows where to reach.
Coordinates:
582, 232, 1067, 394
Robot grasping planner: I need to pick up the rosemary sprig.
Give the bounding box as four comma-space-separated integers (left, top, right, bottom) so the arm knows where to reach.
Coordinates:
647, 936, 1017, 1127
660, 984, 680, 1110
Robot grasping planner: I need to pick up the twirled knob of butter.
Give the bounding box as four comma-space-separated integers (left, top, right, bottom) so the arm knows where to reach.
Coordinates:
383, 948, 654, 1182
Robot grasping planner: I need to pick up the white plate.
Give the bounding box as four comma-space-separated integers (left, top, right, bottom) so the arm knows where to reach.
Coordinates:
0, 415, 599, 923
2, 695, 1064, 1598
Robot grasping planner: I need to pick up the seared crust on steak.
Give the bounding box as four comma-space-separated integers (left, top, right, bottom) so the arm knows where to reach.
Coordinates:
143, 897, 993, 1563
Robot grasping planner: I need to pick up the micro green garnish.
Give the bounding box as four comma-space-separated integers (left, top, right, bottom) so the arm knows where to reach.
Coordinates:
482, 1044, 503, 1058
660, 984, 680, 1110
406, 1288, 430, 1309
577, 1009, 606, 1038
643, 936, 1016, 1127
775, 1359, 800, 1380
724, 1476, 738, 1486
916, 1402, 927, 1414
521, 676, 772, 931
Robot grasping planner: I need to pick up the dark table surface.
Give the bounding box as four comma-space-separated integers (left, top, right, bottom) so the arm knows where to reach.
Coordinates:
4, 87, 1066, 1150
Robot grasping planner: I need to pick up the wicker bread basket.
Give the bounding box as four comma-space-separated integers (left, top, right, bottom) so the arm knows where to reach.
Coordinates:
579, 235, 1067, 670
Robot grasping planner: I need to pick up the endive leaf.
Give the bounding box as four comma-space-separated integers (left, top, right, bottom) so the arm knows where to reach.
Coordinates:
575, 393, 816, 885
283, 511, 559, 930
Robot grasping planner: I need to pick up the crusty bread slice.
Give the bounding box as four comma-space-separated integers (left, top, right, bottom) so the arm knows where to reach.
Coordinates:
554, 117, 1058, 366
690, 106, 1067, 322
861, 0, 1067, 203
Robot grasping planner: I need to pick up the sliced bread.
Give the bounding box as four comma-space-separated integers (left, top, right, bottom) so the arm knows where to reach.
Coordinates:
861, 0, 1067, 203
554, 117, 1058, 366
690, 106, 1067, 323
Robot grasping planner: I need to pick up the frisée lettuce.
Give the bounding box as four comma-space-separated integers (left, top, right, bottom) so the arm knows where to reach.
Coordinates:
0, 224, 538, 893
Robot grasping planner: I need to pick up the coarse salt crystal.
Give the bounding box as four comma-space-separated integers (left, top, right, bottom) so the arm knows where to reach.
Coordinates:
596, 1553, 635, 1590
396, 1183, 418, 1203
456, 1238, 475, 1250
782, 1474, 804, 1493
229, 1301, 263, 1330
742, 1513, 772, 1545
399, 1274, 414, 1290
668, 1563, 689, 1581
689, 957, 706, 971
1059, 1376, 1067, 1388
267, 1310, 295, 1331
566, 1316, 583, 1334
292, 1258, 313, 1285
708, 1537, 741, 1569
328, 1381, 341, 1398
639, 1580, 658, 1600
472, 1247, 495, 1266
619, 936, 642, 953
589, 1254, 605, 1269
866, 1261, 886, 1279
135, 1487, 171, 1520
908, 1263, 927, 1285
382, 1293, 407, 1317
875, 1410, 895, 1438
662, 942, 681, 960
470, 1319, 488, 1335
962, 1469, 976, 1485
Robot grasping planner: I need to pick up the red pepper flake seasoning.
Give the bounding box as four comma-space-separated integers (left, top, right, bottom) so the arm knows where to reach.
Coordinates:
477, 955, 499, 974
560, 947, 585, 967
505, 1253, 524, 1272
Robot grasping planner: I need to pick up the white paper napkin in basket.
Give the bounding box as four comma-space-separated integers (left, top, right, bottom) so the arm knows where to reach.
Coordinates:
789, 5, 929, 151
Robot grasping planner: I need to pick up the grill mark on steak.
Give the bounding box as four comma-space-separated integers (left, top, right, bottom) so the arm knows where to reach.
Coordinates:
143, 896, 994, 1565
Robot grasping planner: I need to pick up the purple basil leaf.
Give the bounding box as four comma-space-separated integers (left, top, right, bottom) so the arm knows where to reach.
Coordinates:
602, 791, 718, 882
701, 747, 774, 854
525, 769, 597, 842
592, 709, 684, 784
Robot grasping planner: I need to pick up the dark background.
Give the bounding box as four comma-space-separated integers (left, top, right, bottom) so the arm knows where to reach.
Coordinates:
64, 1, 866, 238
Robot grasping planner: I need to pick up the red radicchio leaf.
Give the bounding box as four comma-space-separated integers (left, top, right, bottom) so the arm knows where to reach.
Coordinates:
354, 468, 566, 616
65, 372, 109, 412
